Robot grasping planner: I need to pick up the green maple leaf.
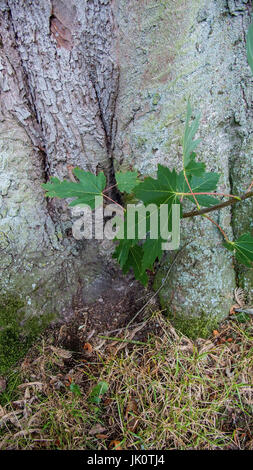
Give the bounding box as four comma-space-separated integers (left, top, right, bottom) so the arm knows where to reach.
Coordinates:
141, 237, 163, 272
188, 172, 220, 207
113, 239, 135, 267
115, 171, 139, 193
184, 152, 206, 177
224, 233, 253, 268
177, 171, 220, 207
133, 165, 179, 206
122, 245, 148, 286
133, 165, 181, 233
247, 19, 253, 76
42, 168, 106, 209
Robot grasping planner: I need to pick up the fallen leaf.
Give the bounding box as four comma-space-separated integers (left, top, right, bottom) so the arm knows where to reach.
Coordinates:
18, 382, 43, 391
125, 398, 139, 432
212, 330, 219, 337
230, 304, 239, 316
89, 424, 106, 435
58, 324, 68, 342
83, 343, 93, 354
96, 434, 109, 439
50, 346, 72, 359
66, 377, 72, 386
24, 388, 30, 400
109, 440, 122, 450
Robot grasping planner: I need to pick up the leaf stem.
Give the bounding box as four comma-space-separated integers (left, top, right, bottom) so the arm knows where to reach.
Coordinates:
102, 183, 118, 194
202, 214, 229, 242
183, 170, 200, 209
102, 193, 126, 212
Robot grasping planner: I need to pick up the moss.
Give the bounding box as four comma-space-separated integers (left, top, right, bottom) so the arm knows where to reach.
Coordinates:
0, 295, 54, 376
166, 311, 220, 340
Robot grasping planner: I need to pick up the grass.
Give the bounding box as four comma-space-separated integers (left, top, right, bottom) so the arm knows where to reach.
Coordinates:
0, 312, 253, 450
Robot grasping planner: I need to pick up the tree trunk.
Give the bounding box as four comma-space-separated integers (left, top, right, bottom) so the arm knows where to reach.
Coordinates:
0, 0, 252, 333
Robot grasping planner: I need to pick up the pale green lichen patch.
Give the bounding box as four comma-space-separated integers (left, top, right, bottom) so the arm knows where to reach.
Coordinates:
0, 295, 54, 376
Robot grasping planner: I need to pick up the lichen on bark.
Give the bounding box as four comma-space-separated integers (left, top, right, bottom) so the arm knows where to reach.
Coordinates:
0, 0, 252, 339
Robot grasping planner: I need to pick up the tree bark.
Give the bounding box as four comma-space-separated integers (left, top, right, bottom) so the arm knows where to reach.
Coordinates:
0, 0, 252, 329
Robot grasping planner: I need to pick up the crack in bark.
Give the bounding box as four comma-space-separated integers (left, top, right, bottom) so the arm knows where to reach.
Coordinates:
4, 3, 49, 178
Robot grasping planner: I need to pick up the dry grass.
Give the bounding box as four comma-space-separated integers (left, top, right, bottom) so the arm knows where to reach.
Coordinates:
0, 312, 253, 450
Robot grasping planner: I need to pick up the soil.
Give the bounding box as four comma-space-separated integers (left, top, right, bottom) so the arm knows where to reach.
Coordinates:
53, 271, 160, 355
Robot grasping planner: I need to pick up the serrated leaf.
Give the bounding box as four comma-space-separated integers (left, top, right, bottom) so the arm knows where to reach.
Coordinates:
178, 171, 220, 207
247, 20, 253, 75
141, 237, 163, 272
122, 245, 148, 286
224, 233, 253, 268
189, 194, 219, 207
134, 165, 178, 206
113, 239, 134, 267
133, 165, 181, 235
183, 101, 201, 168
184, 152, 206, 177
190, 173, 220, 192
115, 171, 139, 193
42, 168, 106, 209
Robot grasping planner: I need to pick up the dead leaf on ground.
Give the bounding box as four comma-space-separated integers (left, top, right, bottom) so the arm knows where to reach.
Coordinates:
18, 382, 43, 391
0, 410, 22, 428
213, 330, 220, 337
179, 338, 194, 354
125, 399, 139, 432
230, 304, 240, 316
89, 424, 106, 435
83, 343, 93, 354
58, 324, 68, 342
109, 440, 122, 450
24, 387, 31, 400
50, 346, 72, 359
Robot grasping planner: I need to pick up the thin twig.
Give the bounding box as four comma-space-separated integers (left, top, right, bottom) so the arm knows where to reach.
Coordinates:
179, 192, 240, 199
234, 308, 253, 315
97, 335, 146, 346
182, 191, 253, 219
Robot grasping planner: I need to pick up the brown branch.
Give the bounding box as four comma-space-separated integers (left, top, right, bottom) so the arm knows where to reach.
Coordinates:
182, 190, 253, 219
